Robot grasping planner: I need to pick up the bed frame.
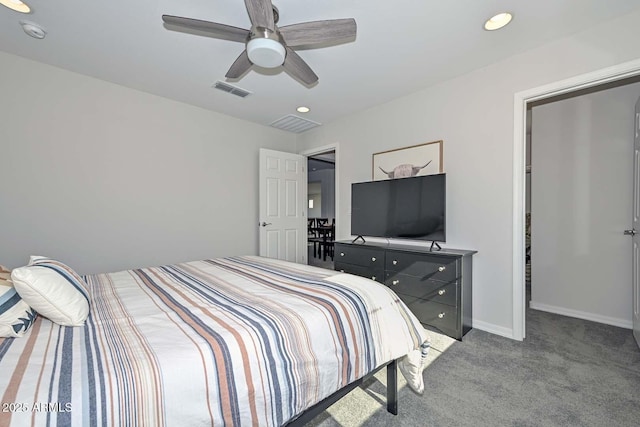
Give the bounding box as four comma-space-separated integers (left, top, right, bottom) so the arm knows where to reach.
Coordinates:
286, 359, 398, 426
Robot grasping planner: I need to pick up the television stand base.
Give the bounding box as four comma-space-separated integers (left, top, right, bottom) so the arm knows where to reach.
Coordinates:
429, 241, 442, 252
352, 235, 366, 244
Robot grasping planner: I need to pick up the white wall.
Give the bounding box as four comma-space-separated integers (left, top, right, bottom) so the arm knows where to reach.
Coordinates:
0, 51, 296, 275
530, 82, 640, 327
297, 9, 640, 338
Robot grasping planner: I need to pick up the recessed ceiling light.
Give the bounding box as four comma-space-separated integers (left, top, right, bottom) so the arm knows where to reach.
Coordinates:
484, 12, 513, 31
296, 106, 310, 113
0, 0, 31, 13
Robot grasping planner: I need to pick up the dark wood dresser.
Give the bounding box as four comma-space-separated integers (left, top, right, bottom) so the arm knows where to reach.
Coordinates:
334, 240, 476, 340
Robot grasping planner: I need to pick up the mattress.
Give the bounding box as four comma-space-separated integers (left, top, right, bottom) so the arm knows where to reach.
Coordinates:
0, 256, 429, 426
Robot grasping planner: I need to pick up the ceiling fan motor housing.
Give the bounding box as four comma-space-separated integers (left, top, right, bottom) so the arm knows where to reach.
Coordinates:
247, 27, 286, 68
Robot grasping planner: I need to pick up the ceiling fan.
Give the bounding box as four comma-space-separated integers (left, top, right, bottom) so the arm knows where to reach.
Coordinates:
162, 0, 357, 86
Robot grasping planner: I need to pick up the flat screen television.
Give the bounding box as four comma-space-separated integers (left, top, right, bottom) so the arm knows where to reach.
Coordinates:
351, 173, 446, 243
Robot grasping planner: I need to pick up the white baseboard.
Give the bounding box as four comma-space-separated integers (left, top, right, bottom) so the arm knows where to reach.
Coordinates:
472, 320, 517, 340
529, 301, 632, 329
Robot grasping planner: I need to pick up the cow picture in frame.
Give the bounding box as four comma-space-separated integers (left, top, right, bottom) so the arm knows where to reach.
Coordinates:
372, 140, 443, 181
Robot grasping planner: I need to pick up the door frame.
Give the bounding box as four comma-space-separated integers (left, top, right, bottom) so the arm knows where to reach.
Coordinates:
512, 58, 640, 341
300, 143, 340, 241
634, 98, 640, 347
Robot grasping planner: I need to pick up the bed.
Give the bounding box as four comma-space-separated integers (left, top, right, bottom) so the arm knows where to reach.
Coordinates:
1, 255, 429, 426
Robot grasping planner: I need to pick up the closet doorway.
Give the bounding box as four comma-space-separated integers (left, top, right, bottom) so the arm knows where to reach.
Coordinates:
524, 76, 640, 335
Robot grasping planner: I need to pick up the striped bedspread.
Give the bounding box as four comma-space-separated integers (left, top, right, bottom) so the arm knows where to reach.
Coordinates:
0, 256, 428, 426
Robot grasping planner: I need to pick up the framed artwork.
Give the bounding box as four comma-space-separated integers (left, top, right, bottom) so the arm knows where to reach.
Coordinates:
372, 140, 443, 180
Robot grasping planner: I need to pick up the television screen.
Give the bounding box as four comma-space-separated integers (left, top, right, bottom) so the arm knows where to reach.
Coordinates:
351, 174, 446, 242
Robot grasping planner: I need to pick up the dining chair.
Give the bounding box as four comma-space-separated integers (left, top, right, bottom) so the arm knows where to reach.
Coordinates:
319, 223, 335, 261
307, 217, 323, 258
308, 218, 316, 238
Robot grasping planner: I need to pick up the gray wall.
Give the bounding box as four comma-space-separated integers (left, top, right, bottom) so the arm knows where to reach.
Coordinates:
0, 52, 296, 274
308, 169, 335, 220
297, 9, 640, 338
308, 182, 322, 217
530, 82, 640, 327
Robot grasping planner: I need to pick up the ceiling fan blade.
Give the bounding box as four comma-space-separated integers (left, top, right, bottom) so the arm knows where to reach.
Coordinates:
244, 0, 275, 31
280, 18, 356, 48
283, 48, 318, 85
162, 15, 249, 43
226, 50, 253, 79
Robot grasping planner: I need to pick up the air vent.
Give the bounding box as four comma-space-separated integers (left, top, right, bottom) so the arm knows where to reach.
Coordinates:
212, 81, 252, 98
270, 115, 321, 133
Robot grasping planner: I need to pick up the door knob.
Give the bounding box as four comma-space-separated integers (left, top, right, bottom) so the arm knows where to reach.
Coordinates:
260, 222, 272, 227
624, 229, 637, 236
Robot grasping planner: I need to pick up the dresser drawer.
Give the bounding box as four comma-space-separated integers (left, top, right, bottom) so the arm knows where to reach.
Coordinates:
423, 281, 457, 306
335, 244, 385, 269
334, 262, 384, 283
406, 299, 458, 338
385, 275, 457, 306
385, 251, 457, 282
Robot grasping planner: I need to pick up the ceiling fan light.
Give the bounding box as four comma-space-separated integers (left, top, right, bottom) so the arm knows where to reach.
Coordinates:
247, 38, 285, 68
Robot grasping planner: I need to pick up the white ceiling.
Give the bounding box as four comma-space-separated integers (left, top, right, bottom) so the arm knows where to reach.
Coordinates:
2, 0, 640, 131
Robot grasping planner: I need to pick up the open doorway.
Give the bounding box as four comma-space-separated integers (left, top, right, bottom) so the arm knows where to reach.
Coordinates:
514, 64, 640, 340
525, 78, 640, 331
306, 150, 336, 269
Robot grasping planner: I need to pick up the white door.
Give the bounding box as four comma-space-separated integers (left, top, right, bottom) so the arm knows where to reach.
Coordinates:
259, 148, 306, 263
633, 97, 640, 348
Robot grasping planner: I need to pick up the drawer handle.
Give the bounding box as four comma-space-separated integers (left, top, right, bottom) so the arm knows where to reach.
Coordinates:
371, 276, 376, 280
371, 257, 376, 262
438, 312, 445, 319
438, 266, 446, 272
392, 280, 399, 285
438, 289, 446, 296
340, 252, 345, 257
393, 260, 398, 265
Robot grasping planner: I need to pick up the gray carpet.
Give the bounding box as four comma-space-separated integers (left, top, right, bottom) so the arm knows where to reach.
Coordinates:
306, 307, 640, 426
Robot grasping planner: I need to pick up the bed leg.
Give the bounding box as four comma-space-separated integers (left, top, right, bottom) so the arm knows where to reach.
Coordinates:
386, 359, 398, 415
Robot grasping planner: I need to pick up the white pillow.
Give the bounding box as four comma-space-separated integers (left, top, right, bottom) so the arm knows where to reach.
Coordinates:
1, 275, 38, 337
11, 257, 89, 327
